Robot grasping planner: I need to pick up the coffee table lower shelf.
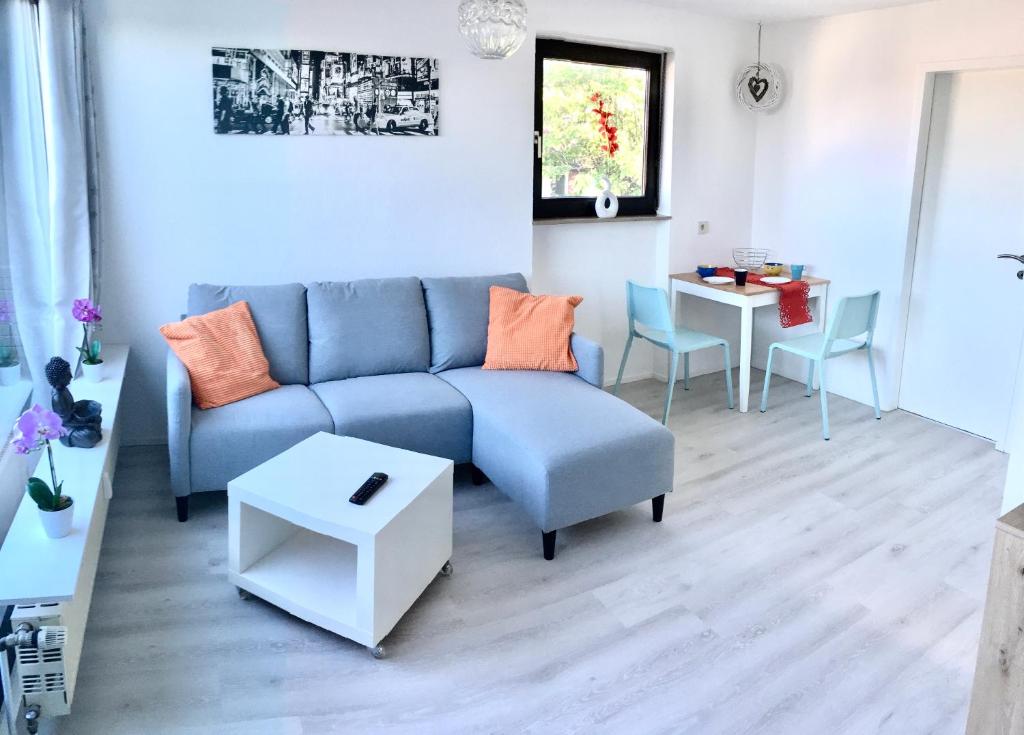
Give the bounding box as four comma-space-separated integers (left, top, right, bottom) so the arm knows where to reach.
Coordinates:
229, 527, 363, 642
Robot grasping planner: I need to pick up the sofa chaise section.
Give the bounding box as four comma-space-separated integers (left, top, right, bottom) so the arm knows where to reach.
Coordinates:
438, 367, 674, 559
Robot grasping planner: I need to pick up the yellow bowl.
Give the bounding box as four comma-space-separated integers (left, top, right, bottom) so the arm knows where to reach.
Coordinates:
763, 263, 784, 276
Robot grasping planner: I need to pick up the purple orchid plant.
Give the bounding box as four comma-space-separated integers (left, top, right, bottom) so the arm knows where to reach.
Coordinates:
72, 297, 103, 365
12, 405, 71, 512
0, 299, 17, 368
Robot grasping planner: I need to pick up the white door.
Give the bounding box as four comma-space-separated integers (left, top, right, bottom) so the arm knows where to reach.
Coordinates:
900, 69, 1024, 443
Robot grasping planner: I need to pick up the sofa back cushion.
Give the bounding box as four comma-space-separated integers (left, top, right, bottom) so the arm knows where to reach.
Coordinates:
307, 277, 430, 383
421, 273, 528, 373
188, 283, 308, 385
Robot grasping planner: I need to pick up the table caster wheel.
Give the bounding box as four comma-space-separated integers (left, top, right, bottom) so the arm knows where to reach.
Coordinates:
370, 644, 386, 659
440, 561, 453, 577
237, 587, 253, 600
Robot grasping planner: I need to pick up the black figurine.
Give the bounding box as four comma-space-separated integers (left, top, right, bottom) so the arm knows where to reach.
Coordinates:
45, 356, 102, 448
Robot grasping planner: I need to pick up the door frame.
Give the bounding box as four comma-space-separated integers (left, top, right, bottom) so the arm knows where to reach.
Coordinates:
894, 55, 1024, 450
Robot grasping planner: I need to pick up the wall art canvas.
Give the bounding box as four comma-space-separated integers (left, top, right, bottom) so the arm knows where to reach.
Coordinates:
212, 47, 440, 136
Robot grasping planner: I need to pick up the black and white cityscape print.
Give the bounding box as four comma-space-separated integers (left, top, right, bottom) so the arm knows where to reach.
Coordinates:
212, 47, 439, 136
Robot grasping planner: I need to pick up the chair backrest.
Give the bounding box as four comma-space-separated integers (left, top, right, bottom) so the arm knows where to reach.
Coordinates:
626, 280, 674, 333
825, 291, 880, 346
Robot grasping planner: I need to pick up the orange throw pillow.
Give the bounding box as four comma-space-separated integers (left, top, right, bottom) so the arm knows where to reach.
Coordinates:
483, 286, 583, 372
160, 301, 280, 409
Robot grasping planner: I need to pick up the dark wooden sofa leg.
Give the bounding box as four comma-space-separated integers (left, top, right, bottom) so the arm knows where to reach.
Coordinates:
470, 465, 488, 486
542, 530, 557, 560
176, 496, 190, 523
652, 494, 665, 523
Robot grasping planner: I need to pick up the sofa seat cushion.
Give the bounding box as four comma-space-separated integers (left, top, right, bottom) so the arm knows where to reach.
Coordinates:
311, 373, 472, 463
421, 273, 528, 373
190, 384, 333, 491
306, 278, 431, 383
188, 283, 308, 385
438, 368, 674, 532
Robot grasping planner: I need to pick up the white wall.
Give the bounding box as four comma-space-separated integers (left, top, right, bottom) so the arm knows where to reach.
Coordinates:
749, 0, 1024, 409
86, 0, 758, 442
533, 220, 668, 385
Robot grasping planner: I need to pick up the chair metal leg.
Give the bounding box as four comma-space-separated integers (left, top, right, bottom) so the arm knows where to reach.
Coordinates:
722, 342, 734, 409
613, 333, 633, 396
818, 359, 830, 440
806, 359, 814, 397
663, 352, 679, 425
683, 352, 690, 391
867, 347, 881, 420
760, 345, 777, 413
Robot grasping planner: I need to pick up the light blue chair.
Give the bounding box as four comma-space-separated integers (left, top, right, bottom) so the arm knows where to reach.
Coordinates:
760, 291, 881, 441
613, 280, 734, 424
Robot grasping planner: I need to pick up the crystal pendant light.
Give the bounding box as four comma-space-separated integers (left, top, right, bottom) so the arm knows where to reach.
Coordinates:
457, 0, 528, 60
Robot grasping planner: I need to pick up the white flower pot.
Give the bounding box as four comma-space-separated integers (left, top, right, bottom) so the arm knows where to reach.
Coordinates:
80, 360, 105, 383
38, 499, 74, 539
0, 363, 20, 386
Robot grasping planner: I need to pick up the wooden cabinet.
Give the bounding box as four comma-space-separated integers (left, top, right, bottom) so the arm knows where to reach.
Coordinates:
967, 505, 1024, 734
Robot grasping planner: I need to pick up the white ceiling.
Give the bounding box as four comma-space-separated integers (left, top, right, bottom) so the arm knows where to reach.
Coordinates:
640, 0, 937, 22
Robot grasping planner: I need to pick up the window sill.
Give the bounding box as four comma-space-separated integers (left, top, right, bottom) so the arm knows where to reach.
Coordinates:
533, 215, 671, 226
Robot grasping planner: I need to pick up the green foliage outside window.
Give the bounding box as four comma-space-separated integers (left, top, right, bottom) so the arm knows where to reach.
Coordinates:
541, 60, 648, 199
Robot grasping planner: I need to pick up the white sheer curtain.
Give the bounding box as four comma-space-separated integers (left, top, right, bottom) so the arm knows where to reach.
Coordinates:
0, 0, 95, 404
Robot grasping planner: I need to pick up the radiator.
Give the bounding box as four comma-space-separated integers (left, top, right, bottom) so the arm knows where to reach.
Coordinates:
11, 603, 73, 717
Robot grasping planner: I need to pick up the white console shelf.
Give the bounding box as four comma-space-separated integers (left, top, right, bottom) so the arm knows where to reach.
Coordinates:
0, 345, 128, 719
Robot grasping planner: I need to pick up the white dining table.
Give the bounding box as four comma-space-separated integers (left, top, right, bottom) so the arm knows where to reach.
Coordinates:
669, 271, 831, 413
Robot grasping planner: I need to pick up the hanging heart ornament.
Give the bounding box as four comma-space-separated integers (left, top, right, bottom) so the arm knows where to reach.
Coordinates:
747, 75, 769, 102
736, 64, 782, 112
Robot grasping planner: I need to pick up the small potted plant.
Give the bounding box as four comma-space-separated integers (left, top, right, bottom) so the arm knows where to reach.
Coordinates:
12, 405, 74, 539
0, 299, 19, 386
72, 298, 103, 382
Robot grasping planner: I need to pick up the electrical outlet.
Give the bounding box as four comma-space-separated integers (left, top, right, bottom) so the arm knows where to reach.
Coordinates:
697, 221, 710, 235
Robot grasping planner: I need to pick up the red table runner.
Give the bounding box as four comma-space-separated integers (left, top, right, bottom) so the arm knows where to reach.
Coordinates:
714, 268, 812, 328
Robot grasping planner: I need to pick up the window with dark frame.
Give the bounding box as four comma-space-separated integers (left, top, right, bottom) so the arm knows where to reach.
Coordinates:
534, 39, 665, 220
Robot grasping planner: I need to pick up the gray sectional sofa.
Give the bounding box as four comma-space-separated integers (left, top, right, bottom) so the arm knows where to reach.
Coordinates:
167, 273, 674, 558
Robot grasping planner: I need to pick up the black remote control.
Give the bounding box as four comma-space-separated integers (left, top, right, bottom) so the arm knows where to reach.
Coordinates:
349, 473, 389, 505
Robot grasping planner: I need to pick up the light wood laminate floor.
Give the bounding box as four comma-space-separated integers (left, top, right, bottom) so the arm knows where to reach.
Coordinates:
47, 371, 1006, 734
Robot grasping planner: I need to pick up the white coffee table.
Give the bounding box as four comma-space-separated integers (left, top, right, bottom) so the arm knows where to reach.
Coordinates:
227, 432, 454, 658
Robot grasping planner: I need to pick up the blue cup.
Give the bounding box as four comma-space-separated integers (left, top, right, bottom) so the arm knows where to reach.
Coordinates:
791, 264, 805, 280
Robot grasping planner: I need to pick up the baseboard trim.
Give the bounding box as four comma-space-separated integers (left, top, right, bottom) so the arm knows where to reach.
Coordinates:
603, 370, 655, 389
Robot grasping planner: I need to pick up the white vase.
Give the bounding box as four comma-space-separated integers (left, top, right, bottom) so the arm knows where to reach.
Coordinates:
80, 360, 105, 383
39, 499, 74, 539
595, 177, 619, 219
0, 363, 20, 386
